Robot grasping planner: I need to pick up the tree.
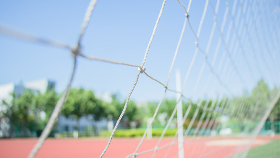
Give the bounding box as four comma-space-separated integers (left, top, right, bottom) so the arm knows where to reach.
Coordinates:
7, 90, 36, 124
141, 98, 211, 128
268, 95, 280, 122
34, 90, 58, 131
266, 85, 280, 122
102, 93, 121, 120
61, 88, 104, 130
4, 90, 37, 137
3, 89, 59, 137
226, 80, 280, 133
102, 93, 140, 128
160, 99, 176, 122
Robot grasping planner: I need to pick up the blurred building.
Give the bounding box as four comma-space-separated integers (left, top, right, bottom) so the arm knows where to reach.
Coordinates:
57, 115, 107, 136
0, 79, 55, 103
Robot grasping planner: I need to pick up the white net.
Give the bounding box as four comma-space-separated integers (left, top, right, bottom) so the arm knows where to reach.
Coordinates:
0, 0, 280, 158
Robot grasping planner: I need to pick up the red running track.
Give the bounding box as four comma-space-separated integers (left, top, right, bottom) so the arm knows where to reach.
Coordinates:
0, 136, 279, 158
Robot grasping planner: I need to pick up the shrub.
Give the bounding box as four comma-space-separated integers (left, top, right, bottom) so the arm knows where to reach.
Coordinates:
99, 128, 177, 137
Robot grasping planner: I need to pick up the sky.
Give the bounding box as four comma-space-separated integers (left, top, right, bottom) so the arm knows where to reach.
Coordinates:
0, 0, 279, 103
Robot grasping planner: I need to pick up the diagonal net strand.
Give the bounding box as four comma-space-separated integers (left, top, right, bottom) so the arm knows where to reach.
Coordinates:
78, 0, 98, 44
79, 53, 141, 68
28, 58, 77, 158
28, 0, 99, 157
100, 0, 167, 157
124, 92, 229, 158
171, 1, 230, 156
0, 25, 71, 50
228, 1, 280, 157
168, 0, 262, 156
101, 71, 142, 158
202, 1, 279, 157
163, 0, 229, 156
195, 1, 262, 157
129, 0, 244, 157
129, 2, 190, 157
140, 0, 166, 68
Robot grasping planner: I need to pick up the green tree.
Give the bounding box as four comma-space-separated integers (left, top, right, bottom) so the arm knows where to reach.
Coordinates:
7, 90, 36, 124
103, 93, 122, 120
3, 90, 37, 136
34, 90, 58, 131
62, 88, 104, 130
160, 99, 176, 122
227, 80, 279, 132
122, 100, 138, 122
269, 100, 280, 121
103, 94, 138, 121
103, 93, 140, 128
3, 89, 59, 136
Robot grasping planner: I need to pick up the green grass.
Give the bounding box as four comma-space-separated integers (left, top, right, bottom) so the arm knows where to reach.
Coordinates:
245, 140, 280, 158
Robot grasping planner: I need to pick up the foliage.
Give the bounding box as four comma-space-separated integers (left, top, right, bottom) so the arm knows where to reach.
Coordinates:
99, 128, 178, 137
3, 89, 58, 134
3, 79, 280, 137
269, 97, 280, 121
103, 93, 140, 128
62, 88, 104, 121
34, 90, 58, 130
227, 80, 280, 133
6, 90, 36, 124
142, 98, 225, 128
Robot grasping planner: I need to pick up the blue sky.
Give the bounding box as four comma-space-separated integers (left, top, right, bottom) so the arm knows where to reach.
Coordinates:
0, 0, 279, 102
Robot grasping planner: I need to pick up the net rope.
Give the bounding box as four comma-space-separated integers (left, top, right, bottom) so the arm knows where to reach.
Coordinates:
0, 0, 279, 158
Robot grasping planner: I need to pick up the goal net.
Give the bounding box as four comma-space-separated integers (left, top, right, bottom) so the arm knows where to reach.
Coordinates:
0, 0, 279, 158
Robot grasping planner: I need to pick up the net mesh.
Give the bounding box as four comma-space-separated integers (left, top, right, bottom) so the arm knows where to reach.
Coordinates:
0, 0, 279, 158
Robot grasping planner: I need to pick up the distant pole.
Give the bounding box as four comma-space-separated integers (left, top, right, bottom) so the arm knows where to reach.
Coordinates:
107, 115, 113, 132
176, 69, 184, 158
147, 118, 153, 139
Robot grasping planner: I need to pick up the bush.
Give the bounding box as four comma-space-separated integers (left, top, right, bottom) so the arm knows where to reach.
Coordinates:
99, 128, 178, 137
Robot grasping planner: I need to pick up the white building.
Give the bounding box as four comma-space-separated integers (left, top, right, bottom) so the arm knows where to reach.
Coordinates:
0, 79, 55, 104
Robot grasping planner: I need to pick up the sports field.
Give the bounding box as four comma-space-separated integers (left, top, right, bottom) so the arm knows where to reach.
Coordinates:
0, 136, 279, 158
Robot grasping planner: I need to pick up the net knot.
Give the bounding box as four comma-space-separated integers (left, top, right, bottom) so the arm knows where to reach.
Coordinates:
195, 40, 199, 46
71, 44, 81, 58
154, 146, 158, 151
138, 66, 146, 73
204, 54, 207, 59
185, 13, 189, 18
132, 153, 137, 158
213, 16, 217, 21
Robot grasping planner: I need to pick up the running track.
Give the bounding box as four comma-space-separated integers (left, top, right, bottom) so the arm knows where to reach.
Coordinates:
0, 136, 279, 158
